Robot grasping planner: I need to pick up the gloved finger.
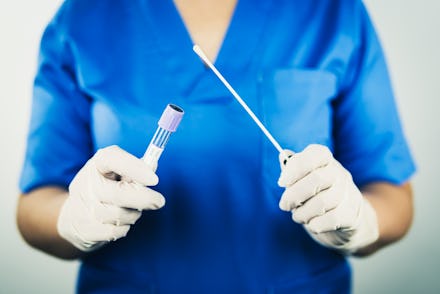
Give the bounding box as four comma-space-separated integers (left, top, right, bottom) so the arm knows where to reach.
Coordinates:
92, 203, 142, 225
279, 163, 337, 211
292, 187, 342, 224
278, 149, 295, 167
309, 230, 353, 247
278, 144, 333, 187
305, 201, 357, 234
304, 211, 339, 234
96, 177, 166, 211
94, 145, 158, 186
74, 221, 130, 243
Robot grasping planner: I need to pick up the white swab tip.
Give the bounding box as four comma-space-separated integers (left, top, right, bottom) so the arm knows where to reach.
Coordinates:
193, 44, 202, 54
193, 44, 210, 61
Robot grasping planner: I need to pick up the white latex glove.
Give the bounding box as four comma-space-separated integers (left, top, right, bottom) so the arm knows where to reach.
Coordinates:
278, 144, 379, 254
57, 145, 165, 252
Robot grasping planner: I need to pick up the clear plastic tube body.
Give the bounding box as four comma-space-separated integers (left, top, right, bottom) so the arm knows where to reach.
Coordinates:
151, 127, 172, 149
142, 127, 171, 171
142, 104, 184, 171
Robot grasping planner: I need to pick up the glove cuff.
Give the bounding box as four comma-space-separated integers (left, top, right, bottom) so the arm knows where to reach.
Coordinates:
57, 197, 106, 252
335, 197, 379, 255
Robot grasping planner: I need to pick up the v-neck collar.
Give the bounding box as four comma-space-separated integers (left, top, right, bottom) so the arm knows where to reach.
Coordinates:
141, 0, 273, 99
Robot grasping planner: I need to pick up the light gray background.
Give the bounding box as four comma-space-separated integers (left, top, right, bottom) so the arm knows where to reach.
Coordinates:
1, 1, 439, 293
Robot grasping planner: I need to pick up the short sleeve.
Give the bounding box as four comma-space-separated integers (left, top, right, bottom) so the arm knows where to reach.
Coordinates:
332, 3, 416, 187
19, 9, 93, 193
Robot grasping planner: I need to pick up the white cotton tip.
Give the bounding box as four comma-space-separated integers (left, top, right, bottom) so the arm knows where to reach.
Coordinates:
193, 44, 211, 64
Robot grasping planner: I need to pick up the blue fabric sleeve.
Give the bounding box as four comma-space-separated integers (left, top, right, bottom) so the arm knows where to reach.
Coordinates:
332, 3, 416, 187
19, 9, 93, 193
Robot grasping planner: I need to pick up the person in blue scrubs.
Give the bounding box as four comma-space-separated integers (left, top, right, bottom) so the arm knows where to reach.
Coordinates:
17, 0, 415, 293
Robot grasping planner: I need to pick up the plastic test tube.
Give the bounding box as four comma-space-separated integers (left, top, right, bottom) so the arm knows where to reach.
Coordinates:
142, 104, 184, 171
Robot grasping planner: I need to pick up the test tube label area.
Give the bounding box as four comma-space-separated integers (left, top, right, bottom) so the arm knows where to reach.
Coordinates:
142, 144, 164, 171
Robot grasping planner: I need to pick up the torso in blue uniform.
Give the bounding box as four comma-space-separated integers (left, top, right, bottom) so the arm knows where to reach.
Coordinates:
20, 0, 416, 293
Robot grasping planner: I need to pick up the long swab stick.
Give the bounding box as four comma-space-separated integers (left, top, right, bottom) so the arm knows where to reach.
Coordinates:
193, 45, 284, 154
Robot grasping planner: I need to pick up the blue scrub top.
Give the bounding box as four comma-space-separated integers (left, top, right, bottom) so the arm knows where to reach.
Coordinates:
20, 0, 415, 293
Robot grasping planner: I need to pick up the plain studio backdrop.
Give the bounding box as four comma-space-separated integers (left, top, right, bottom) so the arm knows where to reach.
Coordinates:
1, 1, 439, 293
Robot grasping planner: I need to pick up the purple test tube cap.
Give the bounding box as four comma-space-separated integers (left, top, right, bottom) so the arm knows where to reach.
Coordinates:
158, 104, 184, 132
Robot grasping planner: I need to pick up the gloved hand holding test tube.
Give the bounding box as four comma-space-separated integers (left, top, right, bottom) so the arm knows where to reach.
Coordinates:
56, 104, 183, 252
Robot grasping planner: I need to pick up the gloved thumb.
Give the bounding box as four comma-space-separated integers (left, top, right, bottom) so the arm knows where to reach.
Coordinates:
94, 145, 158, 186
279, 149, 295, 170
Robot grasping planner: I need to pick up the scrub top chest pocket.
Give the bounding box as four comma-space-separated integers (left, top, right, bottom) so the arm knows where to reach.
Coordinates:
260, 68, 338, 152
